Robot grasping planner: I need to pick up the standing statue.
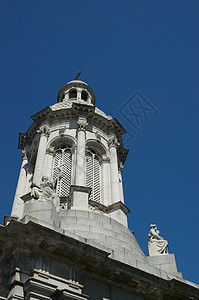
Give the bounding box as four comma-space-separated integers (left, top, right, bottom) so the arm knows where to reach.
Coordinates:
148, 224, 169, 256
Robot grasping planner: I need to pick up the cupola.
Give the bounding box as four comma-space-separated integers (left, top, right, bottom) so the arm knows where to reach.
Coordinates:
57, 80, 96, 105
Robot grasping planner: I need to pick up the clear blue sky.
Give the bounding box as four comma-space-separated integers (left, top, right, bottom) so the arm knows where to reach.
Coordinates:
0, 1, 198, 284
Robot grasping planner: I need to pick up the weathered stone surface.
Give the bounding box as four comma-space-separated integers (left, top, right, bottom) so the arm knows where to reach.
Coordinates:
0, 221, 198, 300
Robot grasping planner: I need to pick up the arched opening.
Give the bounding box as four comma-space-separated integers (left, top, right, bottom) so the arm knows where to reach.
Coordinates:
81, 91, 88, 101
69, 89, 77, 99
53, 144, 72, 197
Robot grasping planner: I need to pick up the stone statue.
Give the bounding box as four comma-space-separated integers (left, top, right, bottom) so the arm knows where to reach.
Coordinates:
31, 176, 56, 201
31, 169, 62, 211
148, 224, 169, 256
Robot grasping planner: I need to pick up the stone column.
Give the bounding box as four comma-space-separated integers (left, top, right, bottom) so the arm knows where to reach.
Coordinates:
45, 147, 56, 180
71, 145, 76, 185
11, 150, 28, 218
71, 117, 89, 210
87, 93, 92, 104
24, 168, 32, 194
118, 163, 124, 204
109, 137, 120, 204
77, 88, 82, 101
32, 125, 50, 186
63, 91, 69, 101
101, 156, 111, 206
75, 117, 87, 186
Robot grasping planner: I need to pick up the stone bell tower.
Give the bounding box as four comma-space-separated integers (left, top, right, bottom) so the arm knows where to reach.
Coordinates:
11, 79, 129, 228
1, 79, 198, 300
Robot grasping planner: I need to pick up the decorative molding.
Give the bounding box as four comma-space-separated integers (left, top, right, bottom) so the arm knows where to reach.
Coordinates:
106, 201, 130, 215
46, 147, 56, 156
88, 200, 106, 213
59, 126, 67, 137
95, 131, 101, 140
101, 155, 110, 163
20, 106, 126, 151
88, 200, 130, 215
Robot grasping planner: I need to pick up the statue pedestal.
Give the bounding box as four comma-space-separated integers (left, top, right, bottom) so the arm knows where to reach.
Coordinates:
70, 185, 91, 210
21, 198, 59, 228
146, 254, 182, 278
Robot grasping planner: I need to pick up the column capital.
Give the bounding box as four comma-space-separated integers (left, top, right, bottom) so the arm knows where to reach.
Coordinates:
108, 137, 120, 149
22, 150, 29, 161
37, 125, 51, 138
77, 117, 88, 132
71, 144, 77, 153
101, 155, 110, 163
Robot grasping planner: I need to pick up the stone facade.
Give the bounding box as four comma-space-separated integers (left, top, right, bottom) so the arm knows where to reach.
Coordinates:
1, 79, 198, 299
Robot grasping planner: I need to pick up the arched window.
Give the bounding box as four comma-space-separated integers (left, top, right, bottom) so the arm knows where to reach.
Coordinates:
86, 148, 101, 202
81, 91, 88, 101
53, 144, 72, 197
69, 89, 77, 99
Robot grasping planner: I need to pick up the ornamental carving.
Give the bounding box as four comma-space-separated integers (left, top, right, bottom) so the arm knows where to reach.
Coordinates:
22, 150, 28, 161
46, 147, 56, 156
37, 125, 51, 137
108, 137, 120, 148
77, 117, 88, 132
31, 175, 61, 209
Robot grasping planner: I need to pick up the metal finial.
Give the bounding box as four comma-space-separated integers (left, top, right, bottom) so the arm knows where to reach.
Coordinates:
75, 71, 82, 80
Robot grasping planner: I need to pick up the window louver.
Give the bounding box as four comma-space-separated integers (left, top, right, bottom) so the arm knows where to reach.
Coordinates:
53, 145, 72, 197
86, 149, 101, 202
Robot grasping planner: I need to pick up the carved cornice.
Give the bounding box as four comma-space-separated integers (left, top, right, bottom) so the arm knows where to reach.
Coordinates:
72, 102, 95, 117
18, 132, 27, 149
118, 148, 129, 164
18, 105, 126, 153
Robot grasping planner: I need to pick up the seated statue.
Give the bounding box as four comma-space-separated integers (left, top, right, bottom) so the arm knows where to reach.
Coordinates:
31, 170, 62, 211
31, 176, 56, 201
148, 224, 169, 256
